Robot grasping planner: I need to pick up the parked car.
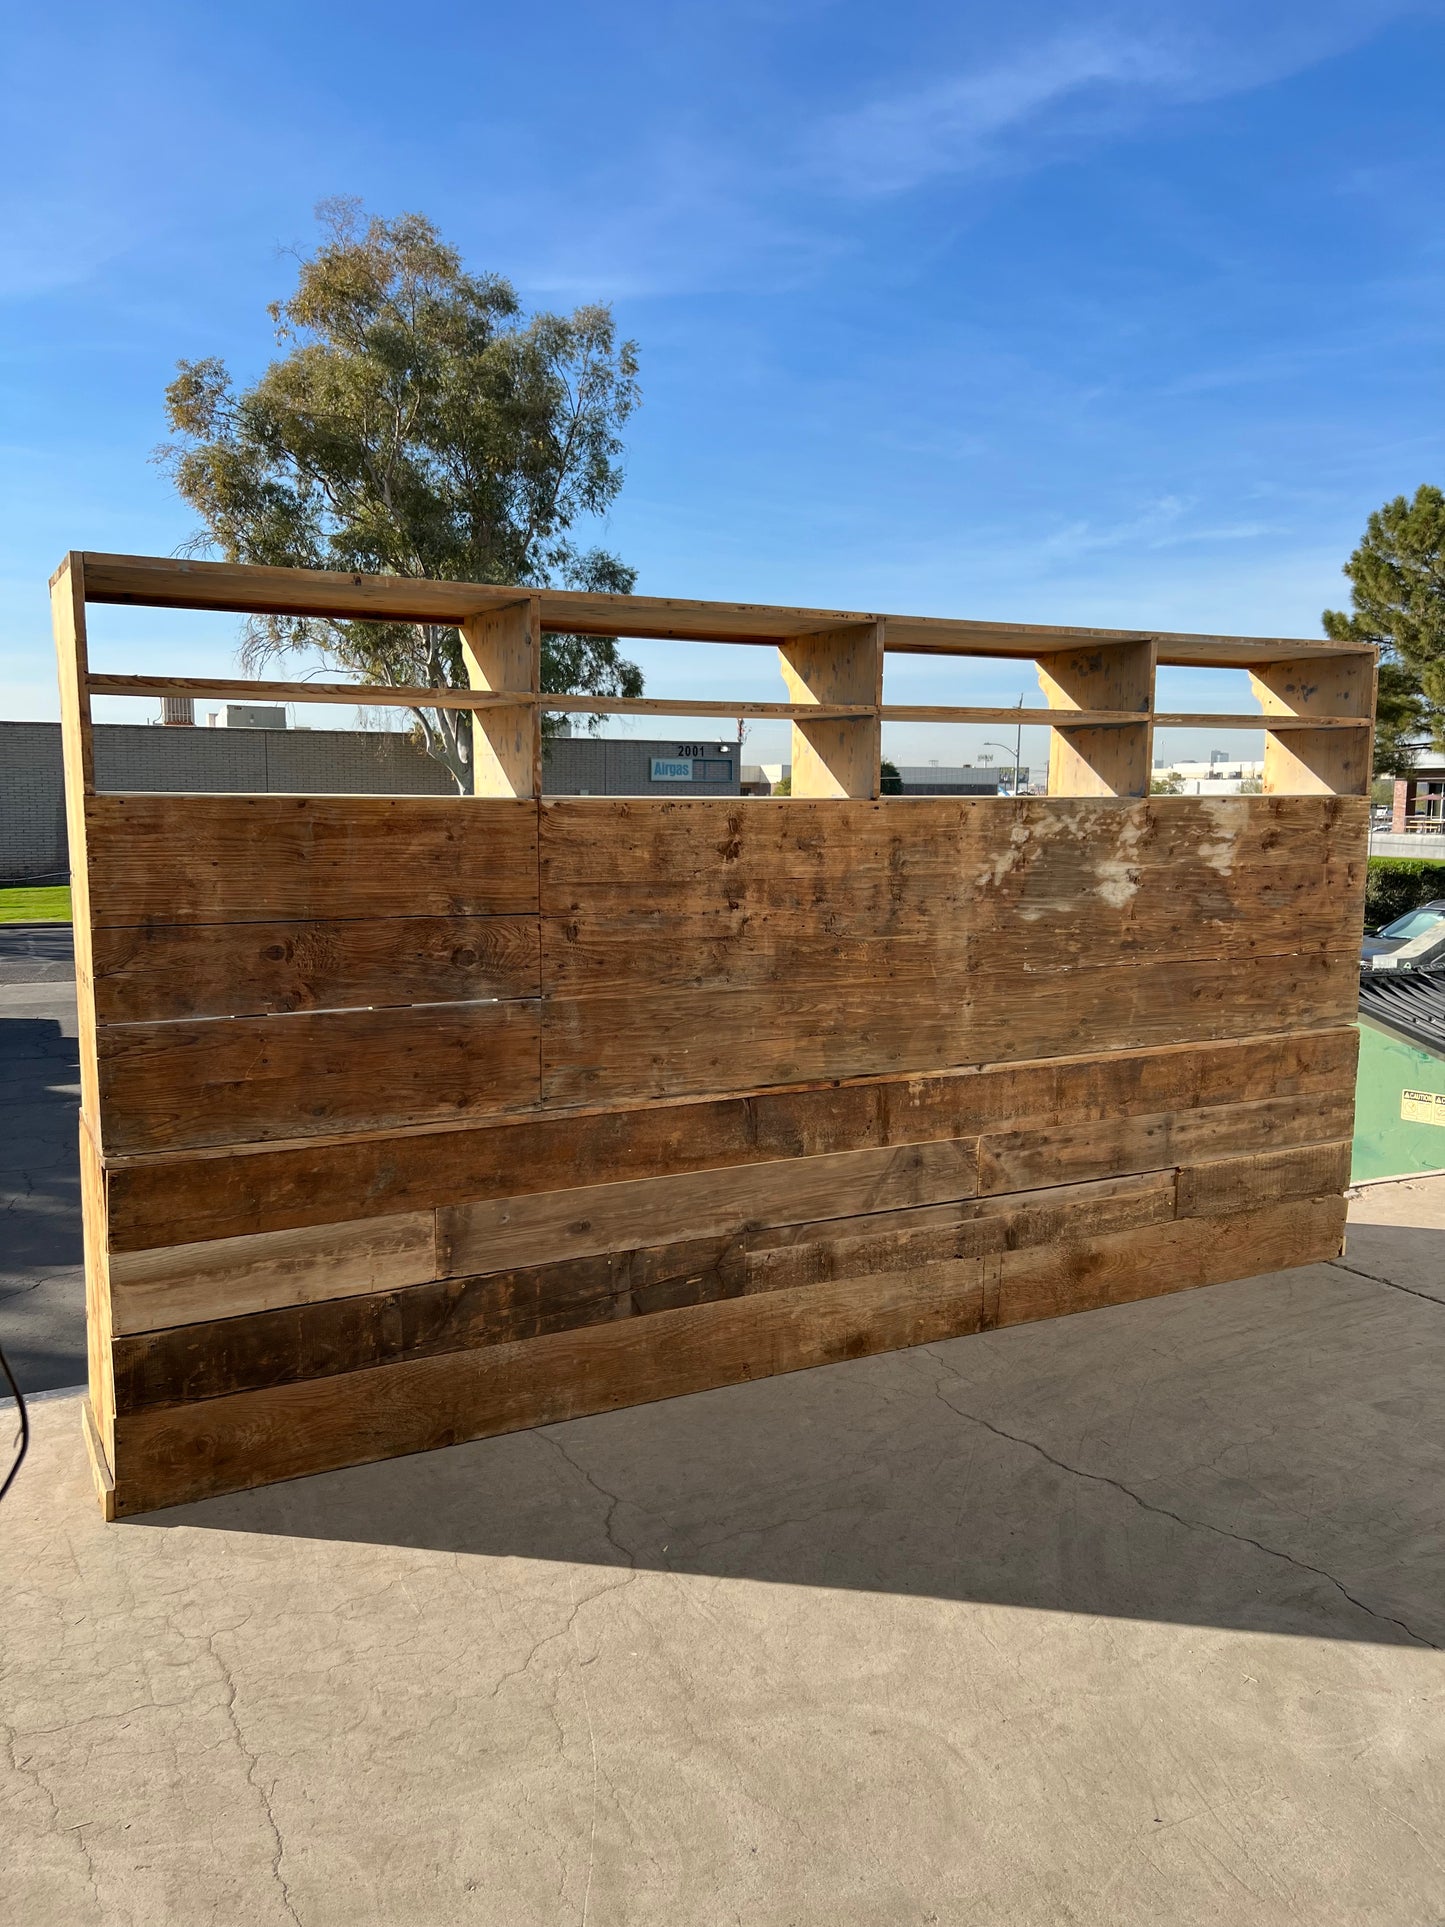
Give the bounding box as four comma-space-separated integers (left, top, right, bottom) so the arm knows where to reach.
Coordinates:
1363, 899, 1445, 961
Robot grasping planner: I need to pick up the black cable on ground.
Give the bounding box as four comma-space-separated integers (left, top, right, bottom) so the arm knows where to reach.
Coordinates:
0, 1344, 29, 1504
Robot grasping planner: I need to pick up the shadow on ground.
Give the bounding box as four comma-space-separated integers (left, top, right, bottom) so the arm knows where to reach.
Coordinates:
149, 1207, 1445, 1650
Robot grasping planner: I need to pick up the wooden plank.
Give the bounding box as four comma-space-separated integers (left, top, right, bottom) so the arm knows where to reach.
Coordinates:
101, 1028, 1359, 1251
544, 697, 874, 718
537, 797, 1367, 985
879, 614, 1372, 671
881, 706, 1143, 726
462, 597, 540, 799
80, 1118, 114, 1462
1038, 640, 1154, 798
90, 915, 540, 1024
110, 1172, 1172, 1413
994, 1195, 1347, 1327
77, 551, 1376, 666
629, 1171, 1177, 1317
541, 948, 1359, 1106
105, 1195, 1346, 1514
87, 673, 532, 711
538, 796, 1367, 913
79, 692, 1370, 735
77, 551, 879, 642
779, 621, 883, 799
109, 1213, 438, 1336
978, 1091, 1354, 1195
97, 999, 542, 1154
438, 1137, 981, 1277
84, 794, 539, 925
81, 1398, 116, 1524
1153, 713, 1369, 731
1175, 1140, 1353, 1218
51, 557, 101, 1133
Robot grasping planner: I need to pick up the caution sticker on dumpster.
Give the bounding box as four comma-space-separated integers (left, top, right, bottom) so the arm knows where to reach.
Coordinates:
1401, 1089, 1445, 1126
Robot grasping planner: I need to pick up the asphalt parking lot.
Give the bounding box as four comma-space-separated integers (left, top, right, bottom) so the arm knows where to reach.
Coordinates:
0, 922, 85, 1393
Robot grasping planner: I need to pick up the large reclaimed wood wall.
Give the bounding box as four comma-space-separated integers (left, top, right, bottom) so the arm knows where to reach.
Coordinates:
54, 554, 1373, 1517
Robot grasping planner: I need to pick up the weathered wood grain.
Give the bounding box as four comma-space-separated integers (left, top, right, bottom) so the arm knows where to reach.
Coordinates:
1037, 640, 1154, 798
438, 1137, 980, 1277
111, 1171, 1173, 1413
779, 620, 883, 799
96, 999, 542, 1154
101, 1028, 1358, 1250
1175, 1140, 1354, 1218
80, 1118, 114, 1461
1252, 654, 1377, 799
994, 1195, 1347, 1326
75, 549, 1377, 668
977, 1091, 1355, 1195
106, 1194, 1348, 1514
90, 915, 540, 1023
110, 1212, 439, 1336
85, 794, 539, 925
541, 949, 1358, 1104
538, 795, 1367, 914
535, 794, 1364, 1102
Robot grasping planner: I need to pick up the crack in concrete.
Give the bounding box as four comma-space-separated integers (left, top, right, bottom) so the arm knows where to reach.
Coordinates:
0, 1710, 102, 1915
1328, 1256, 1445, 1309
205, 1634, 302, 1925
483, 1570, 638, 1706
537, 1431, 638, 1569
924, 1349, 1442, 1651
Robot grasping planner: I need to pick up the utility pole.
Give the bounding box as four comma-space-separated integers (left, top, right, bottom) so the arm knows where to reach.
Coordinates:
984, 698, 1025, 796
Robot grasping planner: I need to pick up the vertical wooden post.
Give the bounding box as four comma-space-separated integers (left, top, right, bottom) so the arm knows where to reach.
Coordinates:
460, 597, 541, 797
779, 620, 883, 799
1037, 641, 1155, 798
1248, 653, 1376, 797
51, 554, 114, 1502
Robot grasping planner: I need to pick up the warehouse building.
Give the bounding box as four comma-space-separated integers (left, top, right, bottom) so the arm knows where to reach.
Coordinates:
0, 718, 742, 879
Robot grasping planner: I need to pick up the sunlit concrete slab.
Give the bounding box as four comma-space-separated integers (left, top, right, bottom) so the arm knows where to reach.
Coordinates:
3, 1182, 1443, 1926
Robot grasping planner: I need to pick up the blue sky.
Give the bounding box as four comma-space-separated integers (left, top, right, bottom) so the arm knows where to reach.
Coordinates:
3, 0, 1443, 771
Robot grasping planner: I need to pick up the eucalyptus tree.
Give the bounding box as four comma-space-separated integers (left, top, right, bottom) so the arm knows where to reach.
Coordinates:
159, 199, 643, 789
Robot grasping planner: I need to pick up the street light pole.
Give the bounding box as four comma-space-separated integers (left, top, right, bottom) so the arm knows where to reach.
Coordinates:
983, 699, 1026, 796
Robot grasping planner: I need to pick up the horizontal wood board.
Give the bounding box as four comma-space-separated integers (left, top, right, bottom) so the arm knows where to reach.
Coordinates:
75, 550, 1373, 667
102, 1027, 1358, 1250
107, 1192, 1348, 1514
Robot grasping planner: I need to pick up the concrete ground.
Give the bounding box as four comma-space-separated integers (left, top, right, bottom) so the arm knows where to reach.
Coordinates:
0, 922, 83, 1393
2, 1173, 1443, 1926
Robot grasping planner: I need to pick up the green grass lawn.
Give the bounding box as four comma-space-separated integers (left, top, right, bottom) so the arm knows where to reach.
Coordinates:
0, 884, 72, 923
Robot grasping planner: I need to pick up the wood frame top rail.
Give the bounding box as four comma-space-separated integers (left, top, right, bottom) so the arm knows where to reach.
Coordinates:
66, 552, 1376, 669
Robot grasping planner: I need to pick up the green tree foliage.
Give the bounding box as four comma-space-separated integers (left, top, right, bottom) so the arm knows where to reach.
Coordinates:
158, 199, 643, 790
1323, 485, 1445, 774
879, 758, 902, 795
1150, 770, 1184, 795
1364, 856, 1445, 930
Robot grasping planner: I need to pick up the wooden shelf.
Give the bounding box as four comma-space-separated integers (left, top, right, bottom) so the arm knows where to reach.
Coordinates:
87, 673, 530, 712
881, 706, 1144, 726
538, 696, 873, 719
1153, 713, 1370, 731
71, 551, 1377, 669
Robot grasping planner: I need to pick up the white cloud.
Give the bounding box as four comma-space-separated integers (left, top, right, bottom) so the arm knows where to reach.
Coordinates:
806, 1, 1428, 199
809, 30, 1181, 196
